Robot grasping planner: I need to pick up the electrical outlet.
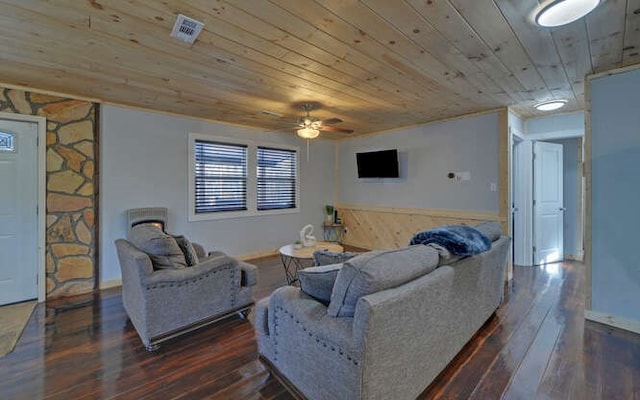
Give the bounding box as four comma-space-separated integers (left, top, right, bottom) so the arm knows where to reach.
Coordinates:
490, 182, 497, 192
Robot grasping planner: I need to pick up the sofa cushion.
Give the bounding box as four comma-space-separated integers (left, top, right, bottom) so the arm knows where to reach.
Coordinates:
474, 221, 502, 242
327, 245, 439, 317
313, 250, 360, 266
298, 263, 343, 305
129, 225, 187, 270
172, 235, 200, 266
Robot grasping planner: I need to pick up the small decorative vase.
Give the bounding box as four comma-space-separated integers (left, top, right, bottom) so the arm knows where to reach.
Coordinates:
325, 214, 333, 224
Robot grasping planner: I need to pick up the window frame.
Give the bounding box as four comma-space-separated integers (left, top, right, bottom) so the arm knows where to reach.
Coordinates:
257, 146, 298, 211
188, 133, 300, 221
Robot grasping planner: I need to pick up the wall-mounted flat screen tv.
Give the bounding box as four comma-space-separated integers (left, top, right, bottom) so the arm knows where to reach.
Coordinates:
356, 149, 399, 178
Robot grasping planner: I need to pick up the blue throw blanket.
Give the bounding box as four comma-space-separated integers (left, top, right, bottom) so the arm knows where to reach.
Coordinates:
409, 225, 491, 256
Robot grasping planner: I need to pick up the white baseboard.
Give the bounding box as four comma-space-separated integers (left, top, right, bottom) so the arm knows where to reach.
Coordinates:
99, 278, 122, 290
584, 310, 640, 335
565, 253, 583, 261
237, 248, 279, 261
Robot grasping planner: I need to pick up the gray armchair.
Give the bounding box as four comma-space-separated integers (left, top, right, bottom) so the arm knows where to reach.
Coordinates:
115, 238, 257, 350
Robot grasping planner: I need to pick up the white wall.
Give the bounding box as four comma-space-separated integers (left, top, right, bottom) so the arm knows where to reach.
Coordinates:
100, 105, 335, 283
525, 111, 584, 140
590, 67, 640, 322
337, 112, 500, 212
508, 110, 525, 136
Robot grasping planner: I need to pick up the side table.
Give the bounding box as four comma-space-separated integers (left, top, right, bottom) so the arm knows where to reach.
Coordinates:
278, 241, 344, 285
322, 223, 345, 243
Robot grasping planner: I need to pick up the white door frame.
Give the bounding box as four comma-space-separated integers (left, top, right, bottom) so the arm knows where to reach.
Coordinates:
0, 112, 46, 302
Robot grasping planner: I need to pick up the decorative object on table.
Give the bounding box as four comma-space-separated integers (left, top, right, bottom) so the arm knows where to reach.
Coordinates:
322, 222, 345, 243
299, 224, 317, 247
324, 204, 334, 224
293, 240, 302, 250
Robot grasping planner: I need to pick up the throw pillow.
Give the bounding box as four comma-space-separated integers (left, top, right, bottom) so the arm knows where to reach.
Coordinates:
172, 235, 200, 266
327, 245, 439, 318
313, 250, 360, 266
474, 221, 502, 242
129, 225, 187, 270
298, 263, 343, 305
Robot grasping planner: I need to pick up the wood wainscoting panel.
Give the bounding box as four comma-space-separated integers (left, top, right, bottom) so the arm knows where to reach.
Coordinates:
336, 203, 504, 250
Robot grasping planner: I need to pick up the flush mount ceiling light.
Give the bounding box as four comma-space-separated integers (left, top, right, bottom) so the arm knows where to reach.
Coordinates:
536, 0, 600, 27
297, 127, 320, 139
534, 99, 568, 111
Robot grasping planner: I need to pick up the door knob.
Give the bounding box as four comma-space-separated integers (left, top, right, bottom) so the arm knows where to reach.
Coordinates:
559, 207, 567, 211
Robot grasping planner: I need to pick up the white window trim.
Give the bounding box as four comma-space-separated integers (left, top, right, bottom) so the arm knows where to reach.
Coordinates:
188, 133, 300, 221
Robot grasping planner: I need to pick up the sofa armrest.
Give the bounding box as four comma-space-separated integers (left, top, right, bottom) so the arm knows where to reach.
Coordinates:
141, 255, 239, 287
260, 287, 362, 400
238, 261, 258, 287
351, 266, 456, 400
115, 239, 154, 282
268, 286, 358, 356
256, 297, 270, 336
191, 242, 207, 260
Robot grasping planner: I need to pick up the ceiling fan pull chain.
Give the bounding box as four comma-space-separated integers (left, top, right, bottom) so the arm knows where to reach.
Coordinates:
307, 139, 310, 162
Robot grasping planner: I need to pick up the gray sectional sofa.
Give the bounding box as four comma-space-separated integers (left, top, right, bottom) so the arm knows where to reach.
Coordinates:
256, 223, 509, 400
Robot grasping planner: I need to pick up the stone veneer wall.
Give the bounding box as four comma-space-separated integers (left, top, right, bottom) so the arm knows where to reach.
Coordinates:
0, 87, 97, 298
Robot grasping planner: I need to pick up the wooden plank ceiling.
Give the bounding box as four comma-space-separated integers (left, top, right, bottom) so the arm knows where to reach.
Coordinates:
1, 0, 639, 137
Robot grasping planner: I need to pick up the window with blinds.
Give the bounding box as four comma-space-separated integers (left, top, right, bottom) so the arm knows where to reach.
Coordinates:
257, 147, 297, 211
194, 140, 248, 213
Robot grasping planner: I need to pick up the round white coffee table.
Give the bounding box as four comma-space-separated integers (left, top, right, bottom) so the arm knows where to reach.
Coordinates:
279, 241, 344, 285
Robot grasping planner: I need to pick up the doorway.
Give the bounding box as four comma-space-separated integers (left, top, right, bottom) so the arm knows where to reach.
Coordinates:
0, 113, 46, 304
511, 137, 582, 266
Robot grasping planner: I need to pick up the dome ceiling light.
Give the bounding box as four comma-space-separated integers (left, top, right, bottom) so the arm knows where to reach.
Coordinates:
296, 127, 320, 139
535, 0, 600, 27
534, 99, 568, 111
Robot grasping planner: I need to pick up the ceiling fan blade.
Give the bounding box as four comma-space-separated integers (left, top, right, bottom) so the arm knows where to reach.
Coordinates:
264, 125, 299, 133
319, 125, 354, 134
321, 118, 343, 125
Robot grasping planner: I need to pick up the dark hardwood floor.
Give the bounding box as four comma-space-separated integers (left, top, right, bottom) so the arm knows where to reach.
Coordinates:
1, 257, 639, 399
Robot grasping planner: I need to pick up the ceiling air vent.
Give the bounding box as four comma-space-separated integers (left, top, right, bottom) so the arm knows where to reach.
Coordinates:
170, 14, 204, 44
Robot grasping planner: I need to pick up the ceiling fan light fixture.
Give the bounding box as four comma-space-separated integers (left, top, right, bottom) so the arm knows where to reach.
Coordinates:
534, 99, 568, 111
297, 127, 320, 139
535, 0, 600, 27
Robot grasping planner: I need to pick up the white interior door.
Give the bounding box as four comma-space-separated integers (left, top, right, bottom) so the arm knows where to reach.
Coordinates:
513, 140, 534, 266
533, 141, 564, 265
0, 119, 39, 305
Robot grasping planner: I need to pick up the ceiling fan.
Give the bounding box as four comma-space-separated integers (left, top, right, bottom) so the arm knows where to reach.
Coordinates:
288, 103, 354, 139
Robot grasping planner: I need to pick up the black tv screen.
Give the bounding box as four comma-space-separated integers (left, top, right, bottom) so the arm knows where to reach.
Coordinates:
356, 149, 399, 178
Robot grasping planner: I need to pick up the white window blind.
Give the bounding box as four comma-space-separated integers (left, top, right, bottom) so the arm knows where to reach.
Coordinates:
194, 140, 248, 213
257, 147, 297, 211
